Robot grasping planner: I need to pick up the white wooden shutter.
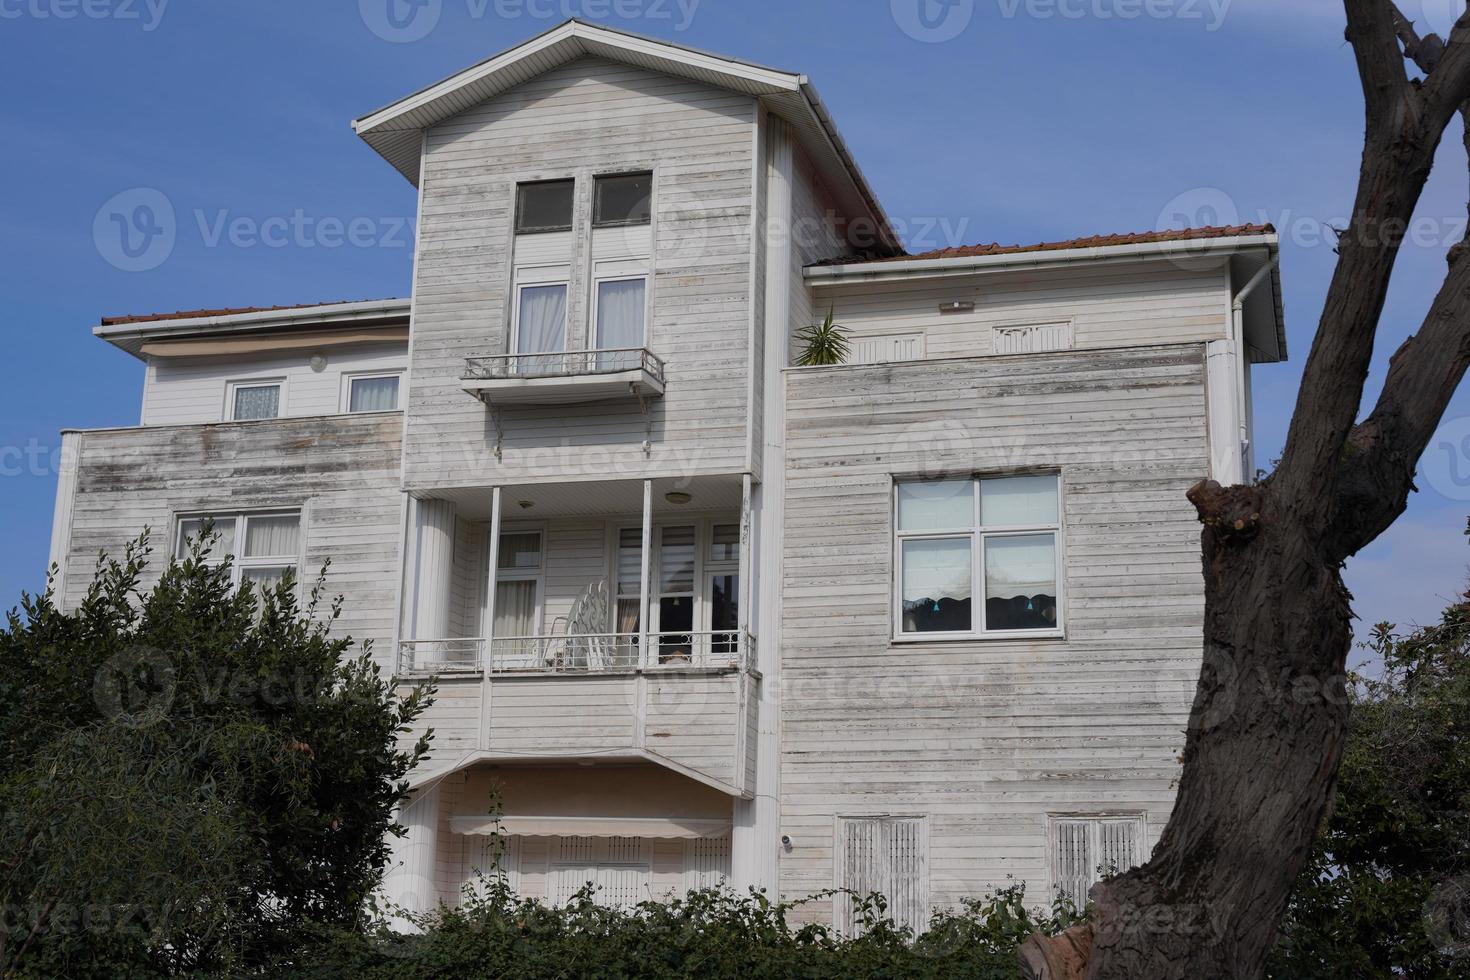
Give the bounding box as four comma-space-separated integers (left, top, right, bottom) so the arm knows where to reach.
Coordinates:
686, 836, 732, 890
548, 836, 650, 908
836, 816, 929, 936
1053, 819, 1093, 909
849, 332, 926, 365
993, 322, 1074, 355
1051, 815, 1145, 909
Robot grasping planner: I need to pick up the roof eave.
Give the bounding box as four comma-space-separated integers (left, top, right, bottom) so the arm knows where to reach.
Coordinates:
805, 233, 1283, 283
94, 299, 413, 360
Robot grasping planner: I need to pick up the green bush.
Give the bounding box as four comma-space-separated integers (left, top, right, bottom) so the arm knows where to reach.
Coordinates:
271, 877, 1082, 980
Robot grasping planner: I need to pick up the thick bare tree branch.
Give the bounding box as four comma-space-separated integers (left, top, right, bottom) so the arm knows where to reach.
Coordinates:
1270, 3, 1470, 523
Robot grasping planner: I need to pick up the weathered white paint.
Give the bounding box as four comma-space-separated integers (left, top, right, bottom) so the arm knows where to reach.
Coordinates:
141, 342, 406, 426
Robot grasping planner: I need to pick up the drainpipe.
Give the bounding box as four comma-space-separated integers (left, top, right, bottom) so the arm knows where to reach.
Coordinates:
1231, 256, 1279, 480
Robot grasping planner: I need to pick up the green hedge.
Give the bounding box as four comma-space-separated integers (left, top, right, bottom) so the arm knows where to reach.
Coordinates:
269, 879, 1082, 980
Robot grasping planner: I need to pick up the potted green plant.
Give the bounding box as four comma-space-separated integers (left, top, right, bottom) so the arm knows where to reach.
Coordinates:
794, 308, 852, 366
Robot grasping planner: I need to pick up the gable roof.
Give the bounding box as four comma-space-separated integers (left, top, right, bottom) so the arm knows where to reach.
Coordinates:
352, 18, 900, 255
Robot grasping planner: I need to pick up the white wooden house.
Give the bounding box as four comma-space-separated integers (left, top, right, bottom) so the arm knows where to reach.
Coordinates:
49, 20, 1286, 931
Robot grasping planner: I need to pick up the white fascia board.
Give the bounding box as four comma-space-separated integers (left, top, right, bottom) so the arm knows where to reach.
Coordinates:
805, 234, 1282, 284
93, 299, 413, 358
352, 19, 800, 138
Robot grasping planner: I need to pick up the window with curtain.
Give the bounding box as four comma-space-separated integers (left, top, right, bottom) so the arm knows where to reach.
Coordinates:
656, 526, 696, 662
176, 511, 300, 594
708, 524, 740, 655
492, 531, 542, 639
515, 283, 568, 375
348, 374, 401, 412
231, 383, 281, 421
594, 278, 646, 370
895, 474, 1061, 636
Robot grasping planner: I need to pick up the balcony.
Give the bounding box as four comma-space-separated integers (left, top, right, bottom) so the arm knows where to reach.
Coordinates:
393, 476, 758, 796
398, 630, 754, 676
461, 348, 665, 407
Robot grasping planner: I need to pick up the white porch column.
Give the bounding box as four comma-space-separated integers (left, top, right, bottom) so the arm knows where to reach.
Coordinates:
384, 782, 441, 930
639, 479, 653, 666
733, 115, 793, 895
411, 497, 457, 643
479, 488, 502, 749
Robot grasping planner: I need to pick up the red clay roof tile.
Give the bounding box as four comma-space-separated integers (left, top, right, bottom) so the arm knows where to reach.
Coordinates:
99, 298, 406, 327
815, 224, 1276, 266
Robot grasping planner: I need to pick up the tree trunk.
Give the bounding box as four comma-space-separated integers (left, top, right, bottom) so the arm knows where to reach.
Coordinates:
1024, 485, 1355, 979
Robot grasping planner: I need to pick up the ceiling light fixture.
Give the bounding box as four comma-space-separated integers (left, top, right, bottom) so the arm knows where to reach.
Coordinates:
664, 491, 692, 505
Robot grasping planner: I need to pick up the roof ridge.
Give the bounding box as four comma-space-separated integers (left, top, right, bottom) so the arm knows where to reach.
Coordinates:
99, 298, 408, 327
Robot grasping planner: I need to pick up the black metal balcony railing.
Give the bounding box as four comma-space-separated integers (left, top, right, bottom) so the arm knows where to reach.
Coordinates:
463, 348, 666, 384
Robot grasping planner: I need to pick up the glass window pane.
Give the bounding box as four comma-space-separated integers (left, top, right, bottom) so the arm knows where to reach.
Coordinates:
711, 573, 738, 654
516, 284, 568, 373
710, 525, 739, 562
595, 278, 646, 360
898, 480, 974, 532
658, 526, 696, 593
593, 173, 651, 227
981, 475, 1059, 527
516, 179, 574, 234
616, 528, 643, 596
498, 532, 543, 570
233, 384, 280, 421
657, 595, 693, 663
984, 534, 1058, 631
244, 515, 299, 558
494, 580, 538, 637
242, 565, 293, 594
900, 538, 972, 633
177, 517, 235, 560
349, 375, 400, 412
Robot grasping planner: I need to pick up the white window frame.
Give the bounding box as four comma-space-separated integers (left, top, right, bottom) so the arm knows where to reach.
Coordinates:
607, 517, 739, 638
340, 370, 404, 414
224, 378, 286, 422
1046, 812, 1147, 909
173, 508, 304, 593
590, 272, 650, 353
480, 525, 546, 639
892, 473, 1066, 642
510, 264, 572, 369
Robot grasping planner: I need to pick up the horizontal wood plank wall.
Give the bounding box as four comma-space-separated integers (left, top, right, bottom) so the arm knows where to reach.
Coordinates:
61, 414, 405, 670
404, 57, 756, 490
789, 143, 848, 348
778, 344, 1209, 919
816, 261, 1229, 361
143, 342, 407, 425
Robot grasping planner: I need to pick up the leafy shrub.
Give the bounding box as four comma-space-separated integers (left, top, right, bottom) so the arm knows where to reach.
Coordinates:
272, 876, 1083, 980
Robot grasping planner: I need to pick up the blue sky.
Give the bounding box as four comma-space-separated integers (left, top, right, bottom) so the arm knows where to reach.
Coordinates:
2, 0, 1469, 643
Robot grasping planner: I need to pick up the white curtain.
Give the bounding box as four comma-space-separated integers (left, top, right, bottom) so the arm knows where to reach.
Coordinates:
516, 284, 567, 374
984, 534, 1056, 600
595, 279, 646, 370
234, 385, 280, 420
494, 581, 538, 638
901, 538, 972, 603
350, 376, 400, 412
244, 515, 300, 558
177, 517, 236, 560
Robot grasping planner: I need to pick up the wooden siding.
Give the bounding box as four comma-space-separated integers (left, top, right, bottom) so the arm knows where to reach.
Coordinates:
404, 671, 755, 792
60, 414, 405, 669
142, 343, 407, 426
778, 344, 1208, 918
814, 261, 1229, 362
404, 57, 757, 490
